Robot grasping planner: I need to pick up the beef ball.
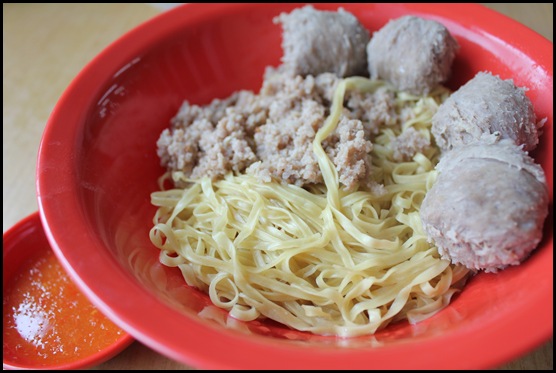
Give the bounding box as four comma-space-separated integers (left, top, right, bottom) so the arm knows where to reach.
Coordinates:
432, 71, 541, 152
275, 5, 370, 77
366, 15, 459, 95
420, 140, 549, 273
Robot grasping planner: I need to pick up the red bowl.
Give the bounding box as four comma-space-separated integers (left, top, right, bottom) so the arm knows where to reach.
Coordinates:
2, 212, 133, 370
36, 3, 553, 370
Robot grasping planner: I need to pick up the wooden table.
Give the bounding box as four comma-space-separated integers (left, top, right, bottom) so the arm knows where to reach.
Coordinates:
3, 3, 553, 370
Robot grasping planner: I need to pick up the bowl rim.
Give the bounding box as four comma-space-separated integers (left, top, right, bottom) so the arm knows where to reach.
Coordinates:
36, 3, 553, 370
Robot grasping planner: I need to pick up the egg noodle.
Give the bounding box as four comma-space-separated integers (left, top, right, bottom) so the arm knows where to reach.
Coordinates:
149, 77, 470, 337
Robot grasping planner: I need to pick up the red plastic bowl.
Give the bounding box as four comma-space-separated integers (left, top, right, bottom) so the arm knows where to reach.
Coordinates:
36, 3, 553, 370
2, 212, 133, 370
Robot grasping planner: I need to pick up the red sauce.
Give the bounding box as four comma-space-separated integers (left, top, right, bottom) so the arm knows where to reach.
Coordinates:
3, 248, 126, 367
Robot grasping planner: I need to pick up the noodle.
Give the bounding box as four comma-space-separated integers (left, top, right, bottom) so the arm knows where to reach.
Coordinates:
149, 77, 470, 337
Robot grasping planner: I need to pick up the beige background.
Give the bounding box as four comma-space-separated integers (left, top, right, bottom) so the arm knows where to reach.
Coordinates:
3, 3, 553, 370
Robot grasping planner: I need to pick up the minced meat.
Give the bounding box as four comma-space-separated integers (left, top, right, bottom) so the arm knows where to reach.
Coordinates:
391, 127, 431, 162
156, 67, 403, 191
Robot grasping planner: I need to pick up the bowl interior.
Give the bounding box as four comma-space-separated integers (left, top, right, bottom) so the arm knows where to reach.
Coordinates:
37, 3, 553, 370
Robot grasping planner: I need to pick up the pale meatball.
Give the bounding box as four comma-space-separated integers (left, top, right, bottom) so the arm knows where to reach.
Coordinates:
367, 15, 459, 95
432, 71, 540, 152
420, 141, 549, 273
275, 5, 370, 77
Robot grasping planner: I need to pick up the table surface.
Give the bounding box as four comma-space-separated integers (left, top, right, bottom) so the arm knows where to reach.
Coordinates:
3, 3, 553, 370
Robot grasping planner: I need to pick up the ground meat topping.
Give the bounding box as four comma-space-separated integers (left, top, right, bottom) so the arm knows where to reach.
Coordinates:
157, 68, 402, 190
391, 127, 431, 161
345, 87, 399, 137
325, 115, 373, 190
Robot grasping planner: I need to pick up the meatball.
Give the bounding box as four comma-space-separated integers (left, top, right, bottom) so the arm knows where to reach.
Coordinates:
275, 5, 370, 77
432, 71, 540, 152
366, 15, 459, 95
420, 141, 548, 273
